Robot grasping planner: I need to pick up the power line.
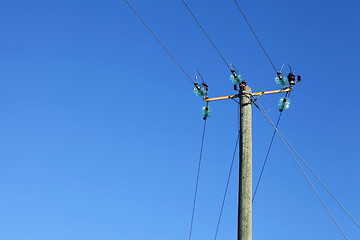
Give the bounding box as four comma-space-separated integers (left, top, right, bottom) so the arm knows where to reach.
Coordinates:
254, 97, 360, 231
181, 0, 232, 71
253, 92, 290, 202
124, 0, 194, 84
233, 0, 277, 73
283, 132, 360, 231
214, 125, 240, 240
252, 111, 282, 203
189, 119, 208, 240
253, 99, 348, 240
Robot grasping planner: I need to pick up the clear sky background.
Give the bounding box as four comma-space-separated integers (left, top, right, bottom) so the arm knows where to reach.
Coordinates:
0, 0, 359, 239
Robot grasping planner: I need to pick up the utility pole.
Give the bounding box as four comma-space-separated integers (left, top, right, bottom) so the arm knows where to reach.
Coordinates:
238, 86, 252, 240
205, 85, 291, 240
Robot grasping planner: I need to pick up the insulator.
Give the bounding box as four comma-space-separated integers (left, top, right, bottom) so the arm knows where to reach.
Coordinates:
278, 97, 290, 111
201, 106, 212, 119
288, 73, 296, 85
230, 70, 244, 85
275, 72, 287, 86
193, 83, 207, 96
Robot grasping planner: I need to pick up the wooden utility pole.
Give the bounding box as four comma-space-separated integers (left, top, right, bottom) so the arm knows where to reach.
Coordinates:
205, 85, 291, 240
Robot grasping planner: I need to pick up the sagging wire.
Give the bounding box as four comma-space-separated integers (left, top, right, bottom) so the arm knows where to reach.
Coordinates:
253, 98, 349, 240
124, 0, 195, 84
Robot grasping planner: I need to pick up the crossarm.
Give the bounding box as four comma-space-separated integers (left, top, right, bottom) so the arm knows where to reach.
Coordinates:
204, 87, 291, 102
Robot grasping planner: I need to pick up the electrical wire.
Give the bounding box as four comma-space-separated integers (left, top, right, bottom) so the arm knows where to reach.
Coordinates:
124, 0, 195, 84
282, 131, 360, 231
214, 118, 241, 240
252, 92, 290, 202
181, 0, 232, 71
280, 63, 292, 73
233, 0, 277, 73
252, 111, 282, 203
254, 96, 360, 231
195, 70, 205, 83
253, 99, 348, 240
189, 119, 208, 240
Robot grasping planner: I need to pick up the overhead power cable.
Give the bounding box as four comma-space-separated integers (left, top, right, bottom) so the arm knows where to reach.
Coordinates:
124, 0, 194, 83
189, 119, 208, 240
254, 97, 360, 231
233, 0, 277, 73
214, 121, 241, 240
282, 130, 360, 231
253, 91, 290, 203
181, 0, 232, 71
253, 99, 348, 240
252, 111, 283, 203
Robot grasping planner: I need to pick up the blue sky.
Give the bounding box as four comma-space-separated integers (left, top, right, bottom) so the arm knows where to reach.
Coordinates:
0, 0, 359, 239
